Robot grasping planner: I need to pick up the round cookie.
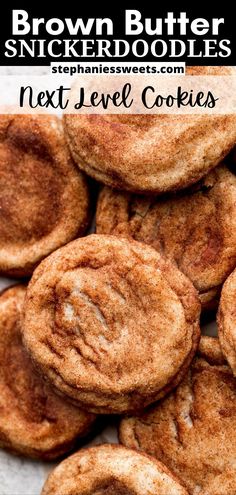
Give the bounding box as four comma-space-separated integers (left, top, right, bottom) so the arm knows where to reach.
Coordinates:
22, 234, 200, 414
0, 114, 91, 277
119, 336, 236, 495
0, 285, 95, 460
218, 267, 236, 374
64, 67, 236, 194
96, 165, 236, 311
41, 444, 189, 495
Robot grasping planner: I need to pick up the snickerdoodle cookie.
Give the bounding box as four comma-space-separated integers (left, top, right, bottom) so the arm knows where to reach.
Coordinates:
96, 165, 236, 311
22, 234, 200, 414
41, 444, 189, 495
0, 114, 91, 277
120, 336, 236, 495
0, 285, 95, 460
218, 267, 236, 375
64, 68, 236, 194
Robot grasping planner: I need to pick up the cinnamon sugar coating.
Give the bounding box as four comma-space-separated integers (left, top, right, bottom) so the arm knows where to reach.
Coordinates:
0, 285, 95, 459
22, 234, 200, 414
120, 337, 236, 495
96, 165, 236, 311
41, 444, 189, 495
0, 115, 91, 277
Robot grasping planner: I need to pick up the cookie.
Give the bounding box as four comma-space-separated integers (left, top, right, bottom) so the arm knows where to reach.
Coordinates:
119, 336, 236, 495
0, 285, 95, 460
0, 114, 91, 277
22, 234, 200, 414
96, 165, 236, 311
218, 267, 236, 374
64, 67, 236, 194
41, 444, 188, 495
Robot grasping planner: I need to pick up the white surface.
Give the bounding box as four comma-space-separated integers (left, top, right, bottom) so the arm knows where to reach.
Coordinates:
0, 274, 217, 495
0, 275, 121, 495
0, 65, 217, 494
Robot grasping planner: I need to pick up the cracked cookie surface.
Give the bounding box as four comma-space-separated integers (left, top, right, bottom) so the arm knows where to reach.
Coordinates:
22, 234, 200, 414
96, 165, 236, 311
0, 285, 95, 460
0, 114, 91, 277
119, 336, 236, 495
218, 267, 236, 375
64, 67, 236, 194
41, 444, 189, 495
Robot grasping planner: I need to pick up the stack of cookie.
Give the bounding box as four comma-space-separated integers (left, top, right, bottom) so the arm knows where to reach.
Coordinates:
1, 72, 236, 495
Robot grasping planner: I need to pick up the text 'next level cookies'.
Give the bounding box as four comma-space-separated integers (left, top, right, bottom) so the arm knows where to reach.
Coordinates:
22, 234, 200, 415
63, 67, 236, 194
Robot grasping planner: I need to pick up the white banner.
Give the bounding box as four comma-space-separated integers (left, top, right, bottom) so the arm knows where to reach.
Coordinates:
0, 73, 236, 114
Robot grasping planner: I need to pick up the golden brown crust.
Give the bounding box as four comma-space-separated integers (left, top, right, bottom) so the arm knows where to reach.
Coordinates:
119, 336, 236, 495
198, 335, 226, 365
96, 165, 236, 311
41, 444, 189, 495
218, 268, 236, 374
64, 67, 236, 194
0, 285, 95, 460
22, 234, 200, 414
186, 66, 233, 75
0, 114, 91, 277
